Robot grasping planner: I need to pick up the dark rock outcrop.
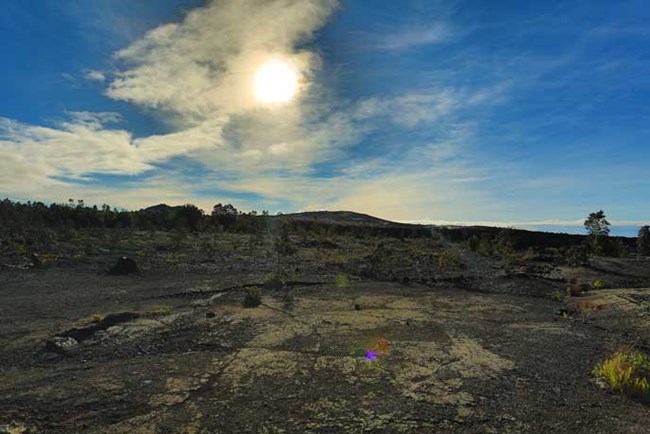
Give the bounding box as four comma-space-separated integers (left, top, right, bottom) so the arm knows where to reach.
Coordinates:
107, 257, 139, 275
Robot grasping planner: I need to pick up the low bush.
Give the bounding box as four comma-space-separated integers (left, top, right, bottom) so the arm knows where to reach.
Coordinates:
264, 273, 284, 289
437, 250, 462, 272
592, 351, 650, 403
242, 286, 262, 308
335, 273, 349, 288
564, 245, 589, 266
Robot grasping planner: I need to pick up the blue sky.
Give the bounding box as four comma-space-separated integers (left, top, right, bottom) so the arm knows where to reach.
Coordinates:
1, 0, 648, 235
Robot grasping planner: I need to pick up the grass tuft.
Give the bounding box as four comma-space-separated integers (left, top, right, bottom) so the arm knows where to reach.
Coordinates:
335, 273, 349, 288
592, 351, 650, 402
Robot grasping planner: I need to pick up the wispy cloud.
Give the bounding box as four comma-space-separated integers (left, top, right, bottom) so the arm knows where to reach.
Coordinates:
375, 23, 452, 50
83, 69, 106, 82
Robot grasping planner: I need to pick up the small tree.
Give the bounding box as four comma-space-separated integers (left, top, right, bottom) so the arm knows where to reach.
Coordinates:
638, 226, 650, 256
584, 210, 610, 253
273, 224, 297, 279
211, 203, 239, 230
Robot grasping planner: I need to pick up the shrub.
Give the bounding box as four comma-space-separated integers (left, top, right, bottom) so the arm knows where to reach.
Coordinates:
638, 226, 650, 256
335, 273, 349, 288
523, 247, 536, 261
242, 286, 262, 308
467, 235, 480, 252
551, 290, 565, 302
171, 228, 188, 251
566, 278, 586, 297
592, 351, 650, 402
564, 245, 589, 266
438, 250, 462, 272
592, 279, 604, 290
598, 238, 627, 258
264, 273, 284, 289
477, 234, 494, 256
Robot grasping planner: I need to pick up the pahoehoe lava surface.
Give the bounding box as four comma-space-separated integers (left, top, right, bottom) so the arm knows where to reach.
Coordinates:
1, 229, 649, 433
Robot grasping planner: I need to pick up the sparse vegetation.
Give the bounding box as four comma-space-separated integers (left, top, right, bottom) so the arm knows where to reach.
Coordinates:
593, 351, 650, 403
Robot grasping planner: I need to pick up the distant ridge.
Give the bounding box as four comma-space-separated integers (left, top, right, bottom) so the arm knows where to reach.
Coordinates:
142, 204, 182, 213
275, 211, 405, 227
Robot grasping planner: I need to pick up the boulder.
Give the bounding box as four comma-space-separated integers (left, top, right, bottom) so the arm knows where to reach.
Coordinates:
107, 257, 139, 275
44, 336, 79, 354
30, 253, 41, 267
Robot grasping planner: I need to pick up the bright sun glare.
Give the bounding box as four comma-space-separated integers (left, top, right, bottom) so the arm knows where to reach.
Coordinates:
254, 60, 299, 104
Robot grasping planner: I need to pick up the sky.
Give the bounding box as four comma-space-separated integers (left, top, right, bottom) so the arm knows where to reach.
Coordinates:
1, 0, 649, 236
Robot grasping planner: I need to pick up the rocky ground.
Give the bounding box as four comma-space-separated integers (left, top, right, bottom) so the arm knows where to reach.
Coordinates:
1, 230, 649, 433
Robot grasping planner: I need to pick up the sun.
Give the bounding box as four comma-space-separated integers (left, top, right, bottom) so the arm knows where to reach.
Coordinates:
254, 60, 299, 104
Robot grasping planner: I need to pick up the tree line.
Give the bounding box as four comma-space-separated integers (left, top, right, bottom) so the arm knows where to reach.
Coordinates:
0, 198, 266, 233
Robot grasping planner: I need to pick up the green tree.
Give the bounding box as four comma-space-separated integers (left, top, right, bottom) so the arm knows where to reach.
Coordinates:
584, 210, 610, 252
638, 226, 650, 256
211, 203, 239, 229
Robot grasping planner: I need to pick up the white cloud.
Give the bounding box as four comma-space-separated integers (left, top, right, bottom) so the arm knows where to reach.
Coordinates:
1, 0, 520, 223
0, 113, 226, 192
106, 0, 339, 123
83, 69, 106, 82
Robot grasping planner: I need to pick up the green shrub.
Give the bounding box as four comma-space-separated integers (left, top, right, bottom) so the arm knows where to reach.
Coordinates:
467, 235, 480, 252
264, 273, 284, 289
242, 286, 262, 308
335, 273, 349, 288
592, 279, 604, 290
593, 351, 650, 402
